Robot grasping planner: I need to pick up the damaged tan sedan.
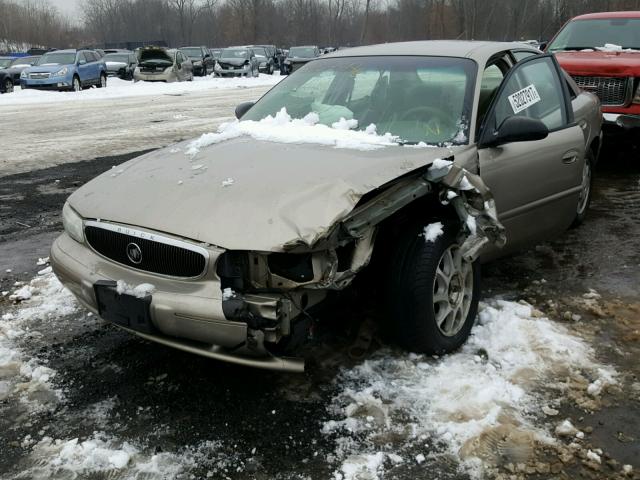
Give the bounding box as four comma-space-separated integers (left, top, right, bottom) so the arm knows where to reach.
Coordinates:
51, 41, 602, 372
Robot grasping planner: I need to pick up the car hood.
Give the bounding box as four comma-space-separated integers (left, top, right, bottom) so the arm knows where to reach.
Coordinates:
25, 64, 70, 73
69, 138, 454, 251
554, 50, 640, 76
218, 57, 247, 66
287, 57, 313, 63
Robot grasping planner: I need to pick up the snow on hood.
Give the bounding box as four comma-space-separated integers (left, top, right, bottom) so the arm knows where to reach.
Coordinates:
69, 130, 453, 251
555, 48, 640, 76
187, 108, 413, 156
323, 299, 617, 479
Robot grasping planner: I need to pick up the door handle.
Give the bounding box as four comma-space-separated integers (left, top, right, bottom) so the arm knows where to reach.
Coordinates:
562, 151, 578, 164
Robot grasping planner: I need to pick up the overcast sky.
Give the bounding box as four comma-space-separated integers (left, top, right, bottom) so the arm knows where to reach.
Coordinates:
48, 0, 82, 20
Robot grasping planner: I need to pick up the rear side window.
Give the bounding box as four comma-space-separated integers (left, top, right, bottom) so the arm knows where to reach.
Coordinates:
493, 57, 566, 131
512, 50, 538, 62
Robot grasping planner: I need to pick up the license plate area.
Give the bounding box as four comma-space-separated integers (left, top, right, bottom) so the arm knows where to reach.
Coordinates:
94, 280, 155, 333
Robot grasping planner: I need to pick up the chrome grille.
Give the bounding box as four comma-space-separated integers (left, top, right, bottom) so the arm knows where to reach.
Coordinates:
84, 222, 208, 278
571, 75, 629, 106
29, 72, 50, 79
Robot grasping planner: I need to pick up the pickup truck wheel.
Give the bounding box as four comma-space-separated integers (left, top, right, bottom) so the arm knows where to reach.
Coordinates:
98, 74, 107, 88
385, 222, 480, 354
571, 150, 594, 228
3, 78, 13, 93
72, 76, 81, 92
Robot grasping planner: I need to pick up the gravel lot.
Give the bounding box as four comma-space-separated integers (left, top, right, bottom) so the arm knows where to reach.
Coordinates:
0, 83, 638, 480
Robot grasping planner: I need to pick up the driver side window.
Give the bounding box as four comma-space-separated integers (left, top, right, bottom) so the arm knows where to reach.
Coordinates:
477, 63, 505, 129
493, 57, 567, 131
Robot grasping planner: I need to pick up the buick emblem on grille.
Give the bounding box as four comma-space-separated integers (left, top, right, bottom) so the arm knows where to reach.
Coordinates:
126, 242, 143, 264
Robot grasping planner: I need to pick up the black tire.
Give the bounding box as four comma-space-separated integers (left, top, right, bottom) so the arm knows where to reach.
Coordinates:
571, 150, 594, 228
72, 76, 81, 92
97, 73, 107, 88
384, 221, 481, 355
3, 78, 13, 93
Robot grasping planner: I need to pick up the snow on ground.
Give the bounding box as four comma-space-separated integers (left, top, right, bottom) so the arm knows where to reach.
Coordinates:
323, 299, 617, 480
187, 107, 404, 155
0, 74, 283, 106
0, 269, 78, 411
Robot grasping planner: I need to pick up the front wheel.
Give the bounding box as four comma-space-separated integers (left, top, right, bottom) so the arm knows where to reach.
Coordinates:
384, 222, 480, 354
3, 78, 13, 93
72, 76, 81, 92
571, 150, 594, 228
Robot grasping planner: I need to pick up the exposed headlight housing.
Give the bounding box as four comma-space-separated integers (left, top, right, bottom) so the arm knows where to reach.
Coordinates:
62, 202, 84, 243
53, 67, 68, 77
633, 81, 640, 104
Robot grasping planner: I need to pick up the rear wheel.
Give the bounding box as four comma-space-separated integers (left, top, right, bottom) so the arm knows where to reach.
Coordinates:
98, 73, 107, 88
3, 78, 13, 93
384, 222, 480, 354
571, 150, 594, 228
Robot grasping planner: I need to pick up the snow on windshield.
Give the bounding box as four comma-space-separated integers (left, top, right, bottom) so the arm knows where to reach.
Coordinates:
186, 107, 410, 155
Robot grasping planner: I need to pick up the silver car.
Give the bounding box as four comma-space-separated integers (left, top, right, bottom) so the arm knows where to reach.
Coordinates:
52, 41, 601, 371
134, 47, 193, 83
214, 48, 259, 77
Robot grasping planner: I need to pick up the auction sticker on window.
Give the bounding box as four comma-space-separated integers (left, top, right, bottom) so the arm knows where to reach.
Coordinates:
508, 84, 541, 114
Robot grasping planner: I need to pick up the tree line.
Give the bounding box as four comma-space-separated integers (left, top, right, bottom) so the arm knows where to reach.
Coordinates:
2, 0, 640, 51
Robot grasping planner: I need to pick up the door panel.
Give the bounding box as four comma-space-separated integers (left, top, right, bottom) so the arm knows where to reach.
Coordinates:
478, 55, 585, 253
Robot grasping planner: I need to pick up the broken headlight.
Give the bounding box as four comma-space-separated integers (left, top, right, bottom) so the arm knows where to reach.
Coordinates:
62, 202, 84, 243
633, 81, 640, 104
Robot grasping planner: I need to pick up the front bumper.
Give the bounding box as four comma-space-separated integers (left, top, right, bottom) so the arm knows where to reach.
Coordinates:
602, 113, 640, 129
134, 71, 176, 82
50, 232, 305, 372
21, 77, 73, 90
215, 67, 250, 76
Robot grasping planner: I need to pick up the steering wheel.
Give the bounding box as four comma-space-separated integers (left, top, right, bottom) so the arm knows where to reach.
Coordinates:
399, 106, 459, 140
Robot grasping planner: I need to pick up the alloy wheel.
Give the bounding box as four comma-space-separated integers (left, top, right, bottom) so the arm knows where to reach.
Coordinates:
4, 79, 13, 93
576, 159, 591, 215
432, 244, 474, 337
73, 78, 81, 92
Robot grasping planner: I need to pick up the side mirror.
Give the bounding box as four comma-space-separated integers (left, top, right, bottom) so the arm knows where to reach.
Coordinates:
235, 101, 255, 119
482, 116, 549, 148
78, 59, 86, 65
539, 41, 548, 51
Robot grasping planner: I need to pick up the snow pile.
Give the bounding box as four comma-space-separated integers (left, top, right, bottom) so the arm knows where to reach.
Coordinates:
186, 108, 402, 155
323, 299, 617, 479
0, 272, 77, 408
0, 74, 282, 106
19, 433, 223, 480
595, 43, 640, 53
115, 280, 155, 298
422, 222, 444, 242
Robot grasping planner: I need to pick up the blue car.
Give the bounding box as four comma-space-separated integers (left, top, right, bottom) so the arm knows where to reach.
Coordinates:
21, 49, 107, 92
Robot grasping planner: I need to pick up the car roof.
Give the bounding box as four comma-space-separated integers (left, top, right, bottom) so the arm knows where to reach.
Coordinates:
325, 40, 538, 63
572, 11, 640, 20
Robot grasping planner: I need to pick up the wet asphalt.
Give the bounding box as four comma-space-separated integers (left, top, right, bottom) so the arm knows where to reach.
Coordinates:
0, 140, 638, 479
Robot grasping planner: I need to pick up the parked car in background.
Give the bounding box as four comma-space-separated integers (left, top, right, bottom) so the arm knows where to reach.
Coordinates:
214, 48, 259, 77
103, 52, 138, 80
281, 46, 320, 74
178, 46, 214, 76
51, 41, 601, 372
256, 44, 280, 69
0, 55, 41, 91
21, 49, 107, 91
247, 46, 275, 74
547, 11, 640, 131
134, 47, 193, 82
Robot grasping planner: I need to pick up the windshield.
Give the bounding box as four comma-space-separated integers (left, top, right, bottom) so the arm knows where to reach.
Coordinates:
290, 47, 316, 58
180, 48, 202, 58
221, 49, 248, 58
0, 58, 13, 68
37, 52, 76, 65
104, 54, 129, 63
243, 56, 475, 145
548, 18, 640, 51
10, 56, 38, 66
250, 48, 266, 57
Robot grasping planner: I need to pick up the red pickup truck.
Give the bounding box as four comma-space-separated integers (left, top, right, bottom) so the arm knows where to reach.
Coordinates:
546, 11, 640, 130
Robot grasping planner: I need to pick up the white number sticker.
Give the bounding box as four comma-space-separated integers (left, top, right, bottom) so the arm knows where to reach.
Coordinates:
508, 84, 541, 114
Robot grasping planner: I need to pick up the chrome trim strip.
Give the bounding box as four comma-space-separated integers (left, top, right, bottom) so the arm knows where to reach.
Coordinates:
84, 220, 211, 280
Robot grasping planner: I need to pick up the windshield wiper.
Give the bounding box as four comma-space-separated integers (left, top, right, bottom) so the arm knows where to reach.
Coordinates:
550, 46, 595, 51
